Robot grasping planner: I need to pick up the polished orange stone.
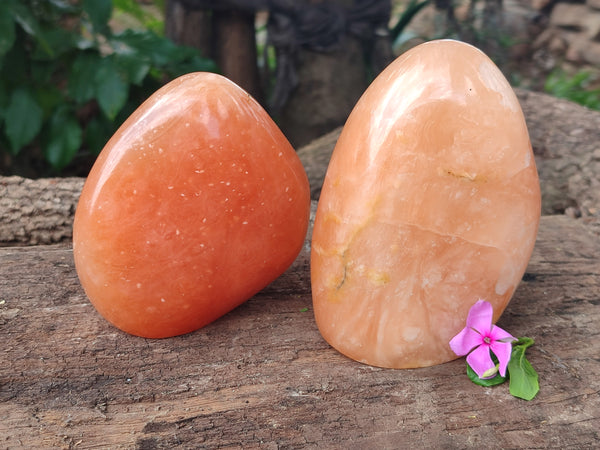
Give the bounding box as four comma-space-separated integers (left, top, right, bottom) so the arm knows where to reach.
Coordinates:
311, 40, 541, 368
74, 73, 310, 338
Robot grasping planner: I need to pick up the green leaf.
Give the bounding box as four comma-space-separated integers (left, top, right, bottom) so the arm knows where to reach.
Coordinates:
94, 58, 129, 120
466, 362, 507, 387
113, 52, 151, 85
0, 5, 16, 60
84, 115, 112, 155
113, 0, 148, 22
34, 84, 63, 118
3, 88, 43, 154
507, 337, 539, 401
82, 0, 112, 33
9, 1, 53, 57
31, 26, 76, 61
112, 29, 193, 66
44, 106, 82, 170
69, 52, 103, 103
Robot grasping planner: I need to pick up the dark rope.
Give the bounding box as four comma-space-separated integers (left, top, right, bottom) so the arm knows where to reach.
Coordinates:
170, 0, 392, 111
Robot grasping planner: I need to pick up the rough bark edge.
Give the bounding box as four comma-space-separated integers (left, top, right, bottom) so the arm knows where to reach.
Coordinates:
1, 89, 599, 246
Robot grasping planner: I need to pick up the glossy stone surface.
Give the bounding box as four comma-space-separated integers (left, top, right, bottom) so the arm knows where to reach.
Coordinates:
311, 40, 541, 368
74, 73, 310, 338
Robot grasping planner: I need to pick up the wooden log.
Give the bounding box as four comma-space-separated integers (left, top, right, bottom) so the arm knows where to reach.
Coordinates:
1, 89, 599, 246
0, 176, 84, 247
1, 210, 599, 448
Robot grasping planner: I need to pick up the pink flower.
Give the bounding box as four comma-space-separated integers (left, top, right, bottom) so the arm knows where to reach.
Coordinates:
449, 300, 515, 379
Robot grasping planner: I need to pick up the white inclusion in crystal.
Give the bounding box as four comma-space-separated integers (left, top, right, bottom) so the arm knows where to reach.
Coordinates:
478, 60, 517, 112
176, 229, 180, 236
495, 262, 515, 295
137, 283, 142, 289
402, 326, 420, 342
158, 148, 164, 154
160, 298, 166, 303
185, 123, 190, 127
168, 186, 174, 190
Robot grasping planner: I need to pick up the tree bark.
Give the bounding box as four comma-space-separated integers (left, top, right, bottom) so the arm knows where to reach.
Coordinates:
1, 89, 599, 246
165, 0, 263, 102
165, 0, 212, 56
212, 9, 263, 102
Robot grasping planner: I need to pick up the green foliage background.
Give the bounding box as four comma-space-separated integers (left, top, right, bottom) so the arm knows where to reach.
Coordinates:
0, 0, 216, 175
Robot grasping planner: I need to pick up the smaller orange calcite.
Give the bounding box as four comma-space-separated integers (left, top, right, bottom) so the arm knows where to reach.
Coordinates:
311, 40, 541, 368
74, 73, 310, 338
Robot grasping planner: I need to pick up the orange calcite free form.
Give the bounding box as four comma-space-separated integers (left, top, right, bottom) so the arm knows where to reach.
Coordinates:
311, 40, 541, 368
74, 73, 310, 338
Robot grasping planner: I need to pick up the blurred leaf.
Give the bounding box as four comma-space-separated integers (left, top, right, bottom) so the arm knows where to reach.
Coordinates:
9, 1, 53, 56
170, 54, 219, 78
44, 105, 82, 170
47, 0, 78, 13
0, 5, 16, 61
111, 29, 217, 77
113, 0, 164, 34
94, 57, 128, 120
4, 88, 43, 154
84, 115, 112, 155
34, 84, 63, 118
545, 70, 600, 111
31, 26, 76, 60
113, 52, 151, 85
69, 52, 103, 103
82, 0, 112, 33
113, 0, 147, 22
112, 29, 186, 66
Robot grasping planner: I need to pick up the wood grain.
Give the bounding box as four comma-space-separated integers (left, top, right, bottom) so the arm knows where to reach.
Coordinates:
1, 211, 599, 449
1, 89, 600, 247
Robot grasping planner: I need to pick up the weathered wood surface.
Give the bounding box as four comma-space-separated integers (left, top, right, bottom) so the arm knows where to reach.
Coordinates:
1, 88, 600, 246
1, 210, 599, 449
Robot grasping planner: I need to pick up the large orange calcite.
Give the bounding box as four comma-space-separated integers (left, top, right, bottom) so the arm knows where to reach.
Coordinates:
74, 73, 310, 338
311, 40, 541, 368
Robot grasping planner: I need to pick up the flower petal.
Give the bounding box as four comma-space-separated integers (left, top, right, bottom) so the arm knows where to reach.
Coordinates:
466, 344, 495, 379
465, 300, 493, 334
449, 326, 482, 356
489, 325, 515, 377
490, 324, 515, 342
